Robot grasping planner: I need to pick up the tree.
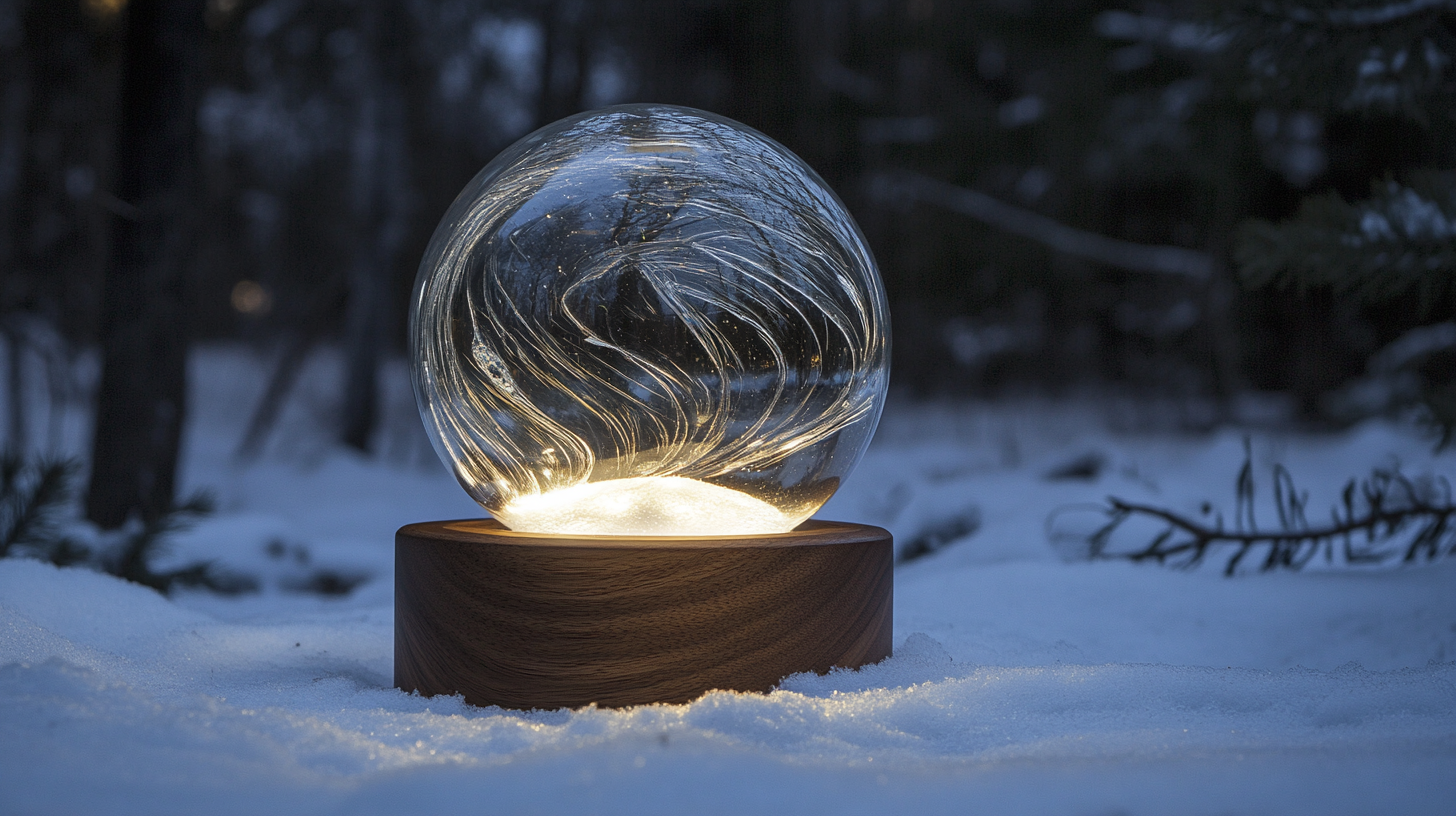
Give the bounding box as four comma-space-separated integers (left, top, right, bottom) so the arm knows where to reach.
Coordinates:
1228, 0, 1456, 440
86, 0, 205, 528
338, 0, 411, 453
0, 2, 119, 455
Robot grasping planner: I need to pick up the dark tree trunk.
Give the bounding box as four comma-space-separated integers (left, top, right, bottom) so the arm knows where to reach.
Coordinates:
7, 0, 114, 344
0, 5, 27, 452
533, 0, 592, 131
4, 322, 23, 452
0, 0, 28, 273
86, 0, 204, 528
339, 0, 409, 453
534, 0, 559, 129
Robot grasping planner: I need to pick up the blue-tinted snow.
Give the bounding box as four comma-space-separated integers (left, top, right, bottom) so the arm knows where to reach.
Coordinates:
2, 346, 1454, 815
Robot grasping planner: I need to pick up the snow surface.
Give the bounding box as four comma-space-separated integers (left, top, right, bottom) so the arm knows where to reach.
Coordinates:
3, 346, 1456, 815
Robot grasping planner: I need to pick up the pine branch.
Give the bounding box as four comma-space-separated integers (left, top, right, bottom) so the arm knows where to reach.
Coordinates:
1236, 176, 1456, 308
1231, 1, 1456, 115
105, 491, 254, 595
0, 457, 81, 560
0, 455, 257, 594
1288, 0, 1456, 28
1052, 445, 1456, 574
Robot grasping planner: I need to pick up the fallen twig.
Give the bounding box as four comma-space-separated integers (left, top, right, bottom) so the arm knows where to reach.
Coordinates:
1049, 440, 1456, 574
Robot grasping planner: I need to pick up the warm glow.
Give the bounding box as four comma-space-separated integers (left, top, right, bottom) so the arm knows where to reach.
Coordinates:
83, 0, 126, 19
231, 280, 272, 315
493, 476, 794, 537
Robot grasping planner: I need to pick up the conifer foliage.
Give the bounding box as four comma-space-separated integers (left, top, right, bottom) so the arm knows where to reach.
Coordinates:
0, 452, 253, 595
1237, 176, 1456, 305
0, 453, 85, 565
101, 490, 256, 596
1230, 1, 1456, 439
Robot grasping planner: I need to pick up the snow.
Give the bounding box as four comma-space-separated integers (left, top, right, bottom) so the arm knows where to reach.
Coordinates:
1359, 183, 1456, 243
3, 346, 1456, 815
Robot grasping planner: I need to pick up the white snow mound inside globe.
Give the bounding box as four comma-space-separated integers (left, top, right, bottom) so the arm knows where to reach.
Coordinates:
492, 476, 793, 537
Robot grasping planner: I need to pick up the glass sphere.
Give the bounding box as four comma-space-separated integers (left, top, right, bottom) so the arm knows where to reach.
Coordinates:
411, 104, 890, 536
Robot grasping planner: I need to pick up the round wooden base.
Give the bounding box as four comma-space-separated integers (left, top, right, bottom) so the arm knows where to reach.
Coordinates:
394, 519, 893, 709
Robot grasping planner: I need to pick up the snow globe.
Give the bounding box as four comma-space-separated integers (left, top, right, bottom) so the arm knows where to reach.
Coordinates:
394, 105, 893, 709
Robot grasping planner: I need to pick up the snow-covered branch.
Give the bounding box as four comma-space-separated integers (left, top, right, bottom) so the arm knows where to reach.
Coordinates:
875, 172, 1217, 279
1290, 0, 1456, 28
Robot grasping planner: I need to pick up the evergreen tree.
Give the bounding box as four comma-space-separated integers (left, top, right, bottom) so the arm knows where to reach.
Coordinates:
1228, 1, 1456, 441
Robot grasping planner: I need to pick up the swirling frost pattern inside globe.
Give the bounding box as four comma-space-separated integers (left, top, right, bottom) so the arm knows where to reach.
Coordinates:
412, 105, 889, 536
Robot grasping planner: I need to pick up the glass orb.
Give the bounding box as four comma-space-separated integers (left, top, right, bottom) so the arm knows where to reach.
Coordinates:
411, 104, 890, 536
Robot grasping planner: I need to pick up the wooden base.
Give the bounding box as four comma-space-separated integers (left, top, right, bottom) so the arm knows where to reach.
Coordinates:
394, 519, 893, 709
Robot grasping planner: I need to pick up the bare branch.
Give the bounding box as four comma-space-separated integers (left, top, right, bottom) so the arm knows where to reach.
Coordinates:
875, 172, 1217, 280
1054, 455, 1456, 575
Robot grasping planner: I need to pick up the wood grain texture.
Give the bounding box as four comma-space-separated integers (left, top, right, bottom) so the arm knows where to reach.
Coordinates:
395, 519, 893, 709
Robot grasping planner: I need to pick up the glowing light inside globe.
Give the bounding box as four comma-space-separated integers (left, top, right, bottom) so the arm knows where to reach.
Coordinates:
411, 104, 889, 536
494, 476, 792, 537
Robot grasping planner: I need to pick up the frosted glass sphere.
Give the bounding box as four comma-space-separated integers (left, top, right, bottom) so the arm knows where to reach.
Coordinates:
411, 104, 890, 536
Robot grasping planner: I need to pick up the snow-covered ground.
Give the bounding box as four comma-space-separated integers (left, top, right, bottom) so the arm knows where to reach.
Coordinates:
3, 346, 1455, 815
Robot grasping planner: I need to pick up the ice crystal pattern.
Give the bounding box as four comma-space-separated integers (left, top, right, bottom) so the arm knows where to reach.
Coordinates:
411, 105, 890, 535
